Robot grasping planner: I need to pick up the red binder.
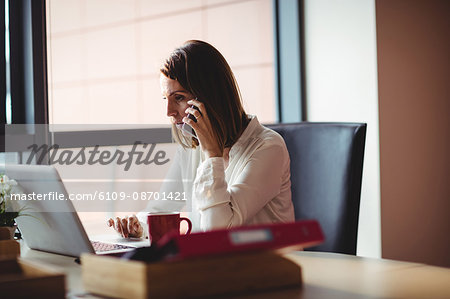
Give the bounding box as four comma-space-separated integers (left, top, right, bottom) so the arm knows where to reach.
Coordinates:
157, 220, 324, 260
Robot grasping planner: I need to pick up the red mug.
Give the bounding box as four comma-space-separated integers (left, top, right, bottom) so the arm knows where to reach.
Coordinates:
147, 213, 192, 244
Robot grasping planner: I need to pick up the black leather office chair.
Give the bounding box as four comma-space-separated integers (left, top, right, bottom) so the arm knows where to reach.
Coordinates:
267, 123, 367, 255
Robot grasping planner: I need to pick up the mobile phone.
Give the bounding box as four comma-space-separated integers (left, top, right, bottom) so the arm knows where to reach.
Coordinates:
178, 104, 200, 139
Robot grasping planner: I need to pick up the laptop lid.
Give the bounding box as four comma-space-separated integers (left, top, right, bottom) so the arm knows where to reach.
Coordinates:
1, 164, 96, 257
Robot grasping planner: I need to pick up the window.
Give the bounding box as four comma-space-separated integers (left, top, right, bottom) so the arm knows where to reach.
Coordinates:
46, 0, 277, 125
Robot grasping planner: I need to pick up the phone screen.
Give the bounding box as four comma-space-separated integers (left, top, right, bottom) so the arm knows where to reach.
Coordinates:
180, 122, 196, 138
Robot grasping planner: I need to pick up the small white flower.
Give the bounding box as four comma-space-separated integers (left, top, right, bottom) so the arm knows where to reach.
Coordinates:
1, 175, 17, 194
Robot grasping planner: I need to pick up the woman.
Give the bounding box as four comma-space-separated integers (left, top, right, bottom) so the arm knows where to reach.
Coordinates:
108, 40, 294, 238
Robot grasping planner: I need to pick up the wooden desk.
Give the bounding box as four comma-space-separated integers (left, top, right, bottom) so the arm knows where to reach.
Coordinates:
20, 246, 450, 299
284, 252, 450, 299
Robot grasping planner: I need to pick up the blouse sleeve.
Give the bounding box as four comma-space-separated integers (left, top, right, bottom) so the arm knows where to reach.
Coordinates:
193, 140, 289, 231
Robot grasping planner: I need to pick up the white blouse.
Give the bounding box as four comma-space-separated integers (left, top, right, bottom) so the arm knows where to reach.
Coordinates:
138, 115, 294, 233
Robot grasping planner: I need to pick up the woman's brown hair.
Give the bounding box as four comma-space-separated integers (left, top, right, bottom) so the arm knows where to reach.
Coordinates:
160, 40, 249, 150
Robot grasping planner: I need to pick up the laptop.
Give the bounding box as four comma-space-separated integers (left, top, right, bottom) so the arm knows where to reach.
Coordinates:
1, 164, 147, 257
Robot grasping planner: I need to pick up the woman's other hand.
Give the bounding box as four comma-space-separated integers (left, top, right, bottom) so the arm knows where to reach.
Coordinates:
107, 214, 143, 238
184, 99, 223, 158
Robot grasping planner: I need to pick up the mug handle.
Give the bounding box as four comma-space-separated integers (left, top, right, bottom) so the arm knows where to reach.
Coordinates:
180, 217, 192, 235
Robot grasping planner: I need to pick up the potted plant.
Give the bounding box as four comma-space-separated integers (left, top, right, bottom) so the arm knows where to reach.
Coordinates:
0, 174, 20, 240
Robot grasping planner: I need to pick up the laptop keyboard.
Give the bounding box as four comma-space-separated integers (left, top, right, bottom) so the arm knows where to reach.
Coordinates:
91, 241, 135, 252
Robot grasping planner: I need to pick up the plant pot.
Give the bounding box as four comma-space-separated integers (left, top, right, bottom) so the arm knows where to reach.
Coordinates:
0, 225, 17, 240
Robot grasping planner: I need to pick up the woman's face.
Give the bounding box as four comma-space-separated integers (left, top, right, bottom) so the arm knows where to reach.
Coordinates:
160, 74, 194, 125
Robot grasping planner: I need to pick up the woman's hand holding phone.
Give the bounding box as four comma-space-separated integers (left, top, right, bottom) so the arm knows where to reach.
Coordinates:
179, 105, 200, 138
184, 99, 223, 158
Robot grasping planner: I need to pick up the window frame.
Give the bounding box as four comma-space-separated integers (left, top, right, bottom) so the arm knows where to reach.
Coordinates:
273, 0, 306, 122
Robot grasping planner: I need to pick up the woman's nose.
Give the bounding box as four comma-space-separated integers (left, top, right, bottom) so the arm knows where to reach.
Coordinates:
166, 101, 177, 117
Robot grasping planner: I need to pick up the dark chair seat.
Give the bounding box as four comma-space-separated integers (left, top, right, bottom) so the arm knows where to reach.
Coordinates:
267, 122, 367, 255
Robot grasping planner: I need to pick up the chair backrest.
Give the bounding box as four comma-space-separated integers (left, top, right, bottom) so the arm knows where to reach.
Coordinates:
267, 122, 367, 254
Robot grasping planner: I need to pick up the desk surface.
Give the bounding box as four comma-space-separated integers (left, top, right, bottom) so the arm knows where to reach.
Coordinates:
20, 245, 450, 299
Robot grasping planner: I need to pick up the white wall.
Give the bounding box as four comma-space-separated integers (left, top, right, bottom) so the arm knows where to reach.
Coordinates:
303, 0, 380, 257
